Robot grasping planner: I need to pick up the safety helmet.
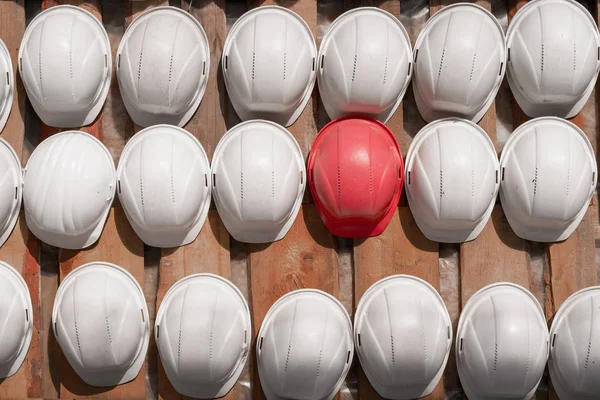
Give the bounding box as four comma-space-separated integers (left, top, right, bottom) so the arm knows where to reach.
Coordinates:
19, 5, 111, 128
405, 118, 499, 243
211, 120, 305, 243
117, 124, 211, 248
256, 289, 353, 400
317, 7, 412, 123
549, 286, 600, 400
0, 138, 22, 248
0, 261, 32, 379
354, 275, 451, 400
222, 6, 317, 127
155, 274, 251, 398
308, 117, 404, 238
499, 117, 596, 242
456, 283, 549, 400
0, 39, 13, 133
506, 0, 600, 119
116, 6, 210, 128
23, 131, 115, 249
412, 3, 506, 123
53, 262, 149, 387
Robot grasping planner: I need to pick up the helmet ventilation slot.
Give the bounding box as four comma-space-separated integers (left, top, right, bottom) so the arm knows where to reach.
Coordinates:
14, 186, 17, 200
118, 180, 121, 194
141, 308, 145, 322
414, 49, 419, 63
259, 336, 263, 350
495, 170, 498, 184
312, 57, 315, 71
408, 171, 411, 184
501, 167, 505, 181
202, 61, 206, 76
104, 54, 107, 68
5, 72, 8, 85
156, 325, 160, 338
346, 350, 351, 363
407, 62, 411, 76
498, 62, 503, 76
460, 338, 463, 351
320, 55, 324, 69
447, 325, 450, 339
225, 55, 228, 70
551, 333, 556, 347
357, 333, 361, 346
213, 173, 216, 188
25, 309, 28, 321
204, 174, 208, 187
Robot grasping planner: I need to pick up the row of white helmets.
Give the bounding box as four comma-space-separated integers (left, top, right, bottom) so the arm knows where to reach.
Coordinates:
0, 0, 595, 133
0, 112, 594, 251
1, 260, 598, 399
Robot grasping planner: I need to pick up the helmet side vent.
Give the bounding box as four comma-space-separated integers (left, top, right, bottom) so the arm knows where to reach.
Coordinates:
493, 342, 498, 371
585, 336, 592, 369
284, 342, 291, 371
171, 175, 175, 203
283, 52, 286, 80
25, 309, 28, 321
241, 171, 244, 200
272, 171, 275, 198
168, 54, 173, 82
312, 57, 315, 71
352, 54, 357, 82
437, 49, 445, 78
252, 52, 255, 81
357, 333, 361, 346
316, 347, 323, 377
75, 319, 82, 360
408, 62, 411, 76
573, 44, 576, 71
541, 45, 544, 72
499, 62, 503, 76
533, 167, 538, 196
383, 56, 388, 84
138, 52, 143, 83
391, 335, 395, 364
470, 53, 476, 81
551, 333, 556, 347
337, 166, 341, 195
39, 52, 42, 82
346, 350, 351, 363
6, 71, 9, 86
320, 55, 324, 69
105, 316, 112, 343
140, 178, 144, 206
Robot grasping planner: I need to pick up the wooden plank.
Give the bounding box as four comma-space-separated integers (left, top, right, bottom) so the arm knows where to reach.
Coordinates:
0, 1, 43, 399
154, 1, 233, 399
29, 1, 147, 399
354, 207, 443, 400
248, 204, 339, 399
0, 217, 42, 400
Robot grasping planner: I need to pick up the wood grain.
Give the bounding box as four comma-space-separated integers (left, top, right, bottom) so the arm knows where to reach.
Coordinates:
31, 1, 147, 399
154, 1, 234, 399
0, 1, 42, 399
0, 217, 42, 400
354, 207, 443, 399
248, 205, 338, 399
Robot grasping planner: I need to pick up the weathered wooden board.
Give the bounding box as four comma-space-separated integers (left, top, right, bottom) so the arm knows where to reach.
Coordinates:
27, 1, 147, 399
0, 1, 42, 399
0, 219, 42, 400
248, 205, 339, 399
152, 1, 235, 399
354, 207, 443, 399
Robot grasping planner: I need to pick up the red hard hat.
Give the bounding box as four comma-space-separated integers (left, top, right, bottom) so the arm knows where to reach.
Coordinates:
308, 117, 404, 238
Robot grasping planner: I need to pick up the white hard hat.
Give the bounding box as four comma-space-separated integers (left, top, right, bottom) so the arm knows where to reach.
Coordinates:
155, 274, 251, 398
412, 3, 506, 123
222, 6, 317, 127
52, 262, 149, 387
211, 120, 305, 243
456, 283, 549, 400
117, 124, 211, 248
19, 5, 111, 128
405, 118, 499, 243
23, 131, 115, 249
0, 138, 22, 248
0, 261, 33, 379
257, 289, 353, 400
0, 39, 14, 133
317, 7, 412, 123
549, 286, 600, 400
354, 275, 451, 400
506, 0, 600, 119
116, 6, 210, 128
499, 117, 596, 242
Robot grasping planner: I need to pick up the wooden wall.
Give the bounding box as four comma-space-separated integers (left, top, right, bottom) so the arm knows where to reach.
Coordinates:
0, 0, 597, 398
